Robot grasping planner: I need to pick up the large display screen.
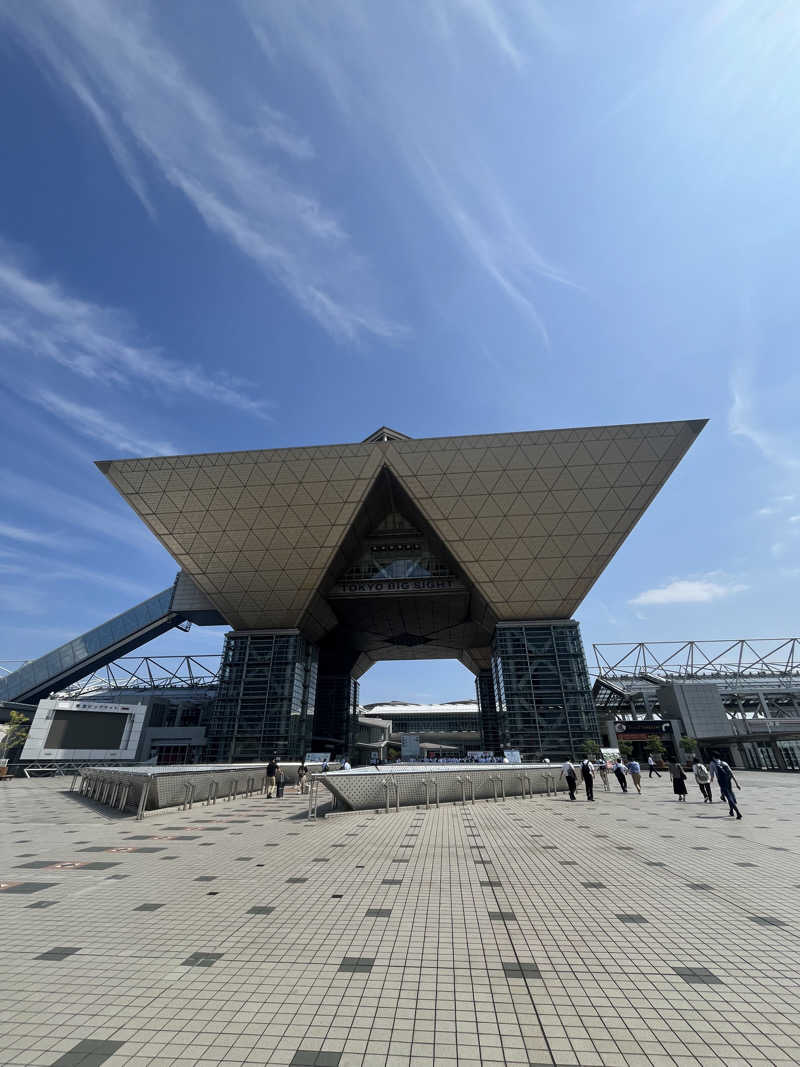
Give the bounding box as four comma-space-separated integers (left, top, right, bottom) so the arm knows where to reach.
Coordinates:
45, 709, 128, 751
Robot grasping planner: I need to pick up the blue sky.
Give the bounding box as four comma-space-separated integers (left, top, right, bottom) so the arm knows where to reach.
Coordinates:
1, 1, 798, 704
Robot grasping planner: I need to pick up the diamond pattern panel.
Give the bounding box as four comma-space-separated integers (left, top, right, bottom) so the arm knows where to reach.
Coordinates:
381, 421, 704, 620
98, 420, 705, 630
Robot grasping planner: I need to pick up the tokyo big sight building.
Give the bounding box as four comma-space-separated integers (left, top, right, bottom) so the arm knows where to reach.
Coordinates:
80, 420, 704, 763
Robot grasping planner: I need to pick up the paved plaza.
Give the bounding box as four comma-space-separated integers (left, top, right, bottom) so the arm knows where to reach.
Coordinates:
1, 772, 799, 1067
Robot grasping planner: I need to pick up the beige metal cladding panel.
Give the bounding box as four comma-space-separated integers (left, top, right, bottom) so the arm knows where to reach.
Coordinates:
101, 447, 384, 627
383, 421, 703, 619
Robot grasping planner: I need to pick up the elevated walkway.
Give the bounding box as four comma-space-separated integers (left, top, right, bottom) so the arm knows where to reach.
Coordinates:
0, 579, 223, 705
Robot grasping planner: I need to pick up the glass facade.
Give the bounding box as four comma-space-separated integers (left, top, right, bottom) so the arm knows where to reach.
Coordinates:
476, 669, 501, 753
0, 586, 177, 704
206, 632, 318, 762
313, 674, 360, 757
491, 621, 599, 761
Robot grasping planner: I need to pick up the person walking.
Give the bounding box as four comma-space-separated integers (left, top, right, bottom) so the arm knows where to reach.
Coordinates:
266, 756, 278, 798
647, 754, 661, 778
559, 760, 578, 801
612, 759, 628, 792
580, 758, 595, 801
627, 758, 642, 794
296, 763, 308, 795
669, 760, 687, 802
692, 758, 712, 803
596, 759, 610, 792
341, 758, 351, 771
275, 765, 286, 798
709, 754, 742, 819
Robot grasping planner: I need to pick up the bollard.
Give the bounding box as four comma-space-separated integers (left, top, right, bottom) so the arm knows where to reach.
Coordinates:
260, 774, 268, 795
245, 776, 255, 798
207, 780, 218, 805
69, 773, 79, 793
424, 778, 439, 809
118, 783, 130, 811
182, 782, 195, 811
109, 782, 120, 808
135, 777, 152, 821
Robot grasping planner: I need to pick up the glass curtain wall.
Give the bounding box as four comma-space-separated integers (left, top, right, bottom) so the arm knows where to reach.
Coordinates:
491, 621, 599, 761
206, 632, 318, 761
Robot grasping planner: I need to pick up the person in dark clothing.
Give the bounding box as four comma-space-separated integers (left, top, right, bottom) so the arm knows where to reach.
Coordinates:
275, 765, 285, 798
266, 757, 278, 798
710, 754, 742, 819
669, 761, 687, 802
580, 758, 595, 801
612, 759, 628, 792
559, 760, 577, 800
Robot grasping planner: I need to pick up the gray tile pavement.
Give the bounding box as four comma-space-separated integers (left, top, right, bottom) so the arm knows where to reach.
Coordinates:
0, 772, 799, 1066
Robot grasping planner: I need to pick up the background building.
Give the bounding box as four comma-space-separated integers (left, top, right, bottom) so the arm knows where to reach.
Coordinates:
593, 639, 800, 771
361, 699, 481, 757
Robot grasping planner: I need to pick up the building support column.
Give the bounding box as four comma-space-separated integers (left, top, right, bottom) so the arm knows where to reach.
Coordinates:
490, 619, 599, 762
476, 668, 501, 754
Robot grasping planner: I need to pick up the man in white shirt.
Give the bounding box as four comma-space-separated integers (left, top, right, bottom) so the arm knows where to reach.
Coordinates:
559, 760, 577, 800
341, 759, 352, 771
647, 754, 661, 778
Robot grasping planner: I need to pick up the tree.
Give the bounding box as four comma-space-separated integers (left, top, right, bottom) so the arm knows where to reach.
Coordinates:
647, 735, 666, 760
680, 735, 698, 755
618, 739, 633, 760
0, 711, 30, 757
581, 737, 601, 759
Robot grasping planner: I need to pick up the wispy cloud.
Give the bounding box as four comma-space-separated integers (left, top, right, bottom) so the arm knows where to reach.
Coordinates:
258, 104, 315, 160
32, 389, 176, 457
0, 0, 401, 342
0, 470, 164, 552
0, 243, 270, 422
243, 0, 571, 342
630, 576, 748, 606
729, 363, 800, 472
0, 522, 87, 552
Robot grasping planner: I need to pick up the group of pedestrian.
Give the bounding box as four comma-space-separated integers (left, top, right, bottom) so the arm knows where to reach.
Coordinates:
557, 751, 742, 816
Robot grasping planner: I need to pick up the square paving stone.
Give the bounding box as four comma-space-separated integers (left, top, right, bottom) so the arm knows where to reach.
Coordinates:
749, 915, 787, 927
248, 906, 275, 915
366, 908, 392, 917
687, 883, 713, 890
502, 962, 541, 979
0, 882, 57, 894
581, 882, 605, 889
134, 903, 165, 912
52, 1038, 125, 1066
287, 877, 308, 883
182, 951, 223, 967
291, 1052, 342, 1067
195, 876, 216, 882
339, 956, 374, 972
736, 862, 758, 867
616, 914, 648, 923
382, 879, 403, 885
673, 966, 723, 985
36, 946, 81, 960
480, 880, 502, 887
488, 911, 516, 921
26, 900, 56, 909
